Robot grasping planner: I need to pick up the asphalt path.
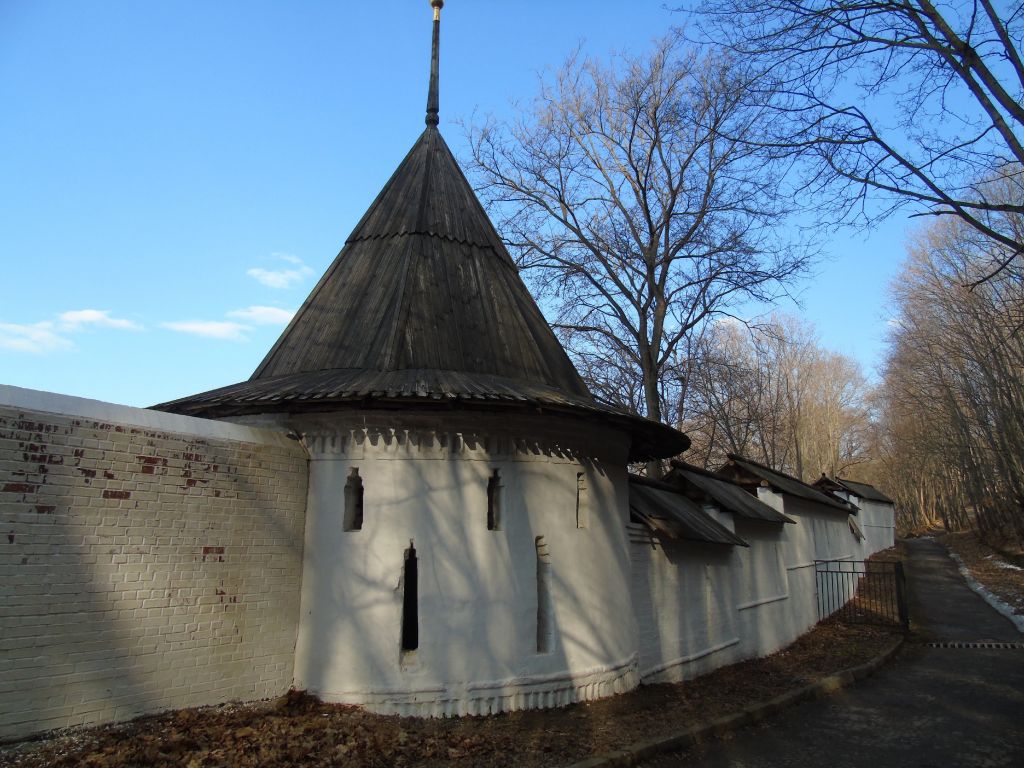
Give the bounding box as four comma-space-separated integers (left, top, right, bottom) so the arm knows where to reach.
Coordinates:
640, 537, 1024, 768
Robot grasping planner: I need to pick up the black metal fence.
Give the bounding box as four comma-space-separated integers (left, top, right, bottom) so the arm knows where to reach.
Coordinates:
815, 559, 909, 631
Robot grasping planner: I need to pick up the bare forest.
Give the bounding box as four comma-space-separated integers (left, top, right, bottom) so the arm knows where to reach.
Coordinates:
878, 186, 1024, 544
467, 1, 1024, 548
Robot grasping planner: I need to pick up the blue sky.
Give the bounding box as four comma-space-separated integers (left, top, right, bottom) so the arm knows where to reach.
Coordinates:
0, 0, 906, 408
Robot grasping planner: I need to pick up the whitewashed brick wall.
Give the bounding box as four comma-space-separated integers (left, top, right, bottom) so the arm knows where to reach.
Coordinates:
0, 387, 308, 741
630, 493, 862, 683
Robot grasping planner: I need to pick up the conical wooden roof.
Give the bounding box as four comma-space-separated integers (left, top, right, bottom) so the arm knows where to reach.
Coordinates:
154, 5, 688, 460
248, 127, 590, 394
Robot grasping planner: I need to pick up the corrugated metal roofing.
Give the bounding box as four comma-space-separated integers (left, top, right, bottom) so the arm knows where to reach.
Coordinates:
836, 478, 895, 505
666, 461, 794, 524
720, 454, 856, 514
629, 476, 748, 547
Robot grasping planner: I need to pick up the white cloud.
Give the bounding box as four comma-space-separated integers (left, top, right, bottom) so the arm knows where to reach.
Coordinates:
58, 309, 142, 331
0, 322, 73, 354
247, 254, 314, 289
226, 306, 295, 325
0, 308, 143, 354
160, 321, 251, 341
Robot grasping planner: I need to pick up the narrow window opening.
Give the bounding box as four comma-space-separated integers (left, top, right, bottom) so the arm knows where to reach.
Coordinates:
535, 536, 552, 654
401, 543, 418, 652
576, 471, 588, 529
486, 469, 503, 531
343, 468, 363, 531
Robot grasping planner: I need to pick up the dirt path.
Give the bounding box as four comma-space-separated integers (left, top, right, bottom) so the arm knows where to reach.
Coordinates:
640, 537, 1024, 768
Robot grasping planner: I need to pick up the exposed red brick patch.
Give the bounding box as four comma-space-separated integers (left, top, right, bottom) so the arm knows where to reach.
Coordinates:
137, 456, 167, 466
202, 546, 226, 563
102, 489, 131, 500
103, 471, 116, 480
141, 465, 155, 475
2, 483, 37, 494
77, 468, 97, 479
14, 420, 52, 433
34, 505, 56, 514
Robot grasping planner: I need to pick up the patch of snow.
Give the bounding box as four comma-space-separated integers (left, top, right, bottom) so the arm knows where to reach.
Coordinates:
947, 550, 1024, 634
982, 553, 1023, 570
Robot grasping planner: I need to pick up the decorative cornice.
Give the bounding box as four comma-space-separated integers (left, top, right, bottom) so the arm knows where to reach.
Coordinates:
302, 424, 607, 464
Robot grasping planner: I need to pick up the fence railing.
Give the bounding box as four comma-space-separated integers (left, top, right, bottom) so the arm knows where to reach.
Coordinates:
815, 559, 909, 631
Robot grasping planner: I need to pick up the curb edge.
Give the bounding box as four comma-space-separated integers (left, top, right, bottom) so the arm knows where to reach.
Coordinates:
560, 635, 905, 768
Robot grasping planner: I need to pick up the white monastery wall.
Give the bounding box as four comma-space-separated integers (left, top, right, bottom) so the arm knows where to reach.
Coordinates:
275, 412, 638, 717
780, 496, 859, 631
629, 526, 741, 684
826, 489, 895, 559
733, 517, 792, 659
1, 384, 896, 739
858, 499, 896, 556
0, 386, 307, 741
629, 487, 863, 683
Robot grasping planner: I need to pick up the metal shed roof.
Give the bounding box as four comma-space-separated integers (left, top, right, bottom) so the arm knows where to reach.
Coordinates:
666, 461, 794, 524
836, 478, 895, 505
629, 475, 748, 547
718, 454, 856, 514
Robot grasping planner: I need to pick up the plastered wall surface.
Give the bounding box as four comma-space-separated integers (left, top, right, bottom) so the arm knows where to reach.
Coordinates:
0, 386, 308, 741
1, 385, 896, 738
282, 411, 639, 717
629, 527, 741, 683
630, 488, 865, 683
828, 489, 896, 558
858, 499, 896, 556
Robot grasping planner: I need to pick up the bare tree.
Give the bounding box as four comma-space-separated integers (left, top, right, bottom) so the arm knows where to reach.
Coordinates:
465, 33, 810, 428
878, 196, 1024, 544
692, 0, 1024, 281
684, 315, 873, 480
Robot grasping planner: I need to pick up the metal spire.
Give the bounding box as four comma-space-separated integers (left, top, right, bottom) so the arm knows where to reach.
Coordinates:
425, 0, 443, 126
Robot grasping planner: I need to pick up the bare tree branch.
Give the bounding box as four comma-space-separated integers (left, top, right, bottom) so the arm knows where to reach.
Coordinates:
464, 33, 811, 430
691, 0, 1024, 279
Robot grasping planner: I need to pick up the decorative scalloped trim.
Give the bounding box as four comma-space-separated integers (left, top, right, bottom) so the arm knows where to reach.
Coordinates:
313, 654, 639, 718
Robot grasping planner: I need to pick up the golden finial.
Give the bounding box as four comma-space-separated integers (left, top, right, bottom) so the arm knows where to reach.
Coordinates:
432, 0, 444, 21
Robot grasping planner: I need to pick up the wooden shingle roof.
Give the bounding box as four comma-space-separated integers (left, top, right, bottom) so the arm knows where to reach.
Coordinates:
153, 3, 688, 461
243, 128, 589, 393
718, 454, 856, 514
